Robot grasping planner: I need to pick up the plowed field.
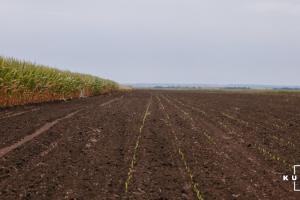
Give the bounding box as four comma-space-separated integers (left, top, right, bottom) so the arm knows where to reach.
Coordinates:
1, 90, 299, 199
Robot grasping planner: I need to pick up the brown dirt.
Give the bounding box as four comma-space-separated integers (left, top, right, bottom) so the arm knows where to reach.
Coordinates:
0, 90, 299, 199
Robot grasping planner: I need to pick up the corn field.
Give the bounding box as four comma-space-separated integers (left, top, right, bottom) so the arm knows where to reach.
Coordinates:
0, 56, 119, 107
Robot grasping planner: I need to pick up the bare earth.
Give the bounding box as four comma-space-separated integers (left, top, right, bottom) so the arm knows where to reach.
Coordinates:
0, 90, 300, 200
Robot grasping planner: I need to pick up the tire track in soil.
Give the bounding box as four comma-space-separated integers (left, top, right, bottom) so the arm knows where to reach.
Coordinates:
0, 93, 145, 199
0, 96, 122, 159
0, 108, 40, 120
0, 97, 122, 158
0, 110, 81, 158
0, 94, 122, 149
161, 94, 297, 199
0, 96, 124, 185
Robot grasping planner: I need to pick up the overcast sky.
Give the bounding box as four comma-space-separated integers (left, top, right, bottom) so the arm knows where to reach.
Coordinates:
1, 0, 300, 85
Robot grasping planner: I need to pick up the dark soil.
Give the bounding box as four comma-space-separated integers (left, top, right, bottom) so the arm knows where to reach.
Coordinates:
0, 90, 299, 199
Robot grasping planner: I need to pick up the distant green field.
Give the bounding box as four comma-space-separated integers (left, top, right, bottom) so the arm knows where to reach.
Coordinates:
0, 56, 119, 107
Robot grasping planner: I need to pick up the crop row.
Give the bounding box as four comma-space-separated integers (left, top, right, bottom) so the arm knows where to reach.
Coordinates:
161, 95, 216, 145
0, 56, 119, 107
156, 96, 204, 200
125, 98, 152, 192
173, 97, 294, 169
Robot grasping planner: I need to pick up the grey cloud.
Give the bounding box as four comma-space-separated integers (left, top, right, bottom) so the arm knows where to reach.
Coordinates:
0, 0, 299, 85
